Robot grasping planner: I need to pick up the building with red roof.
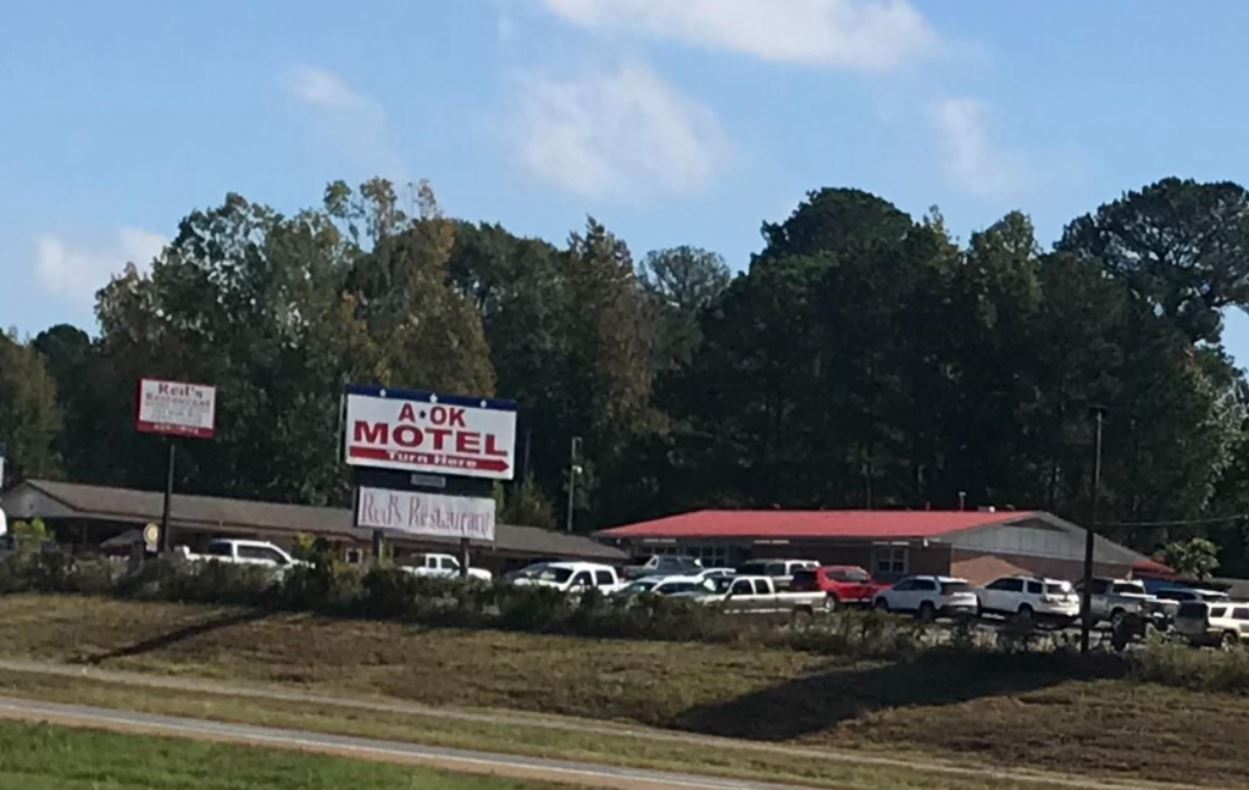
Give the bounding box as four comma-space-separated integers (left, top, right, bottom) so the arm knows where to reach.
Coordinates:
596, 509, 1156, 584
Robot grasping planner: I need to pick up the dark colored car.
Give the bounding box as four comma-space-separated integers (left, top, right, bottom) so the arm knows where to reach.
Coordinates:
623, 554, 703, 580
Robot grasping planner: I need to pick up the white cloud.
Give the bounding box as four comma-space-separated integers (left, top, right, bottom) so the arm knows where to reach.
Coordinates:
285, 65, 406, 180
930, 98, 1033, 198
34, 228, 166, 305
539, 0, 938, 70
510, 64, 728, 200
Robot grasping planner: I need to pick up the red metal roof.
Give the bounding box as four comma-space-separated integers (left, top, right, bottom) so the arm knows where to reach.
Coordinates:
597, 509, 1036, 541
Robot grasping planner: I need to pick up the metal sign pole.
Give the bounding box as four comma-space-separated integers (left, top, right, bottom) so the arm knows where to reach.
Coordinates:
160, 440, 176, 553
1080, 406, 1106, 655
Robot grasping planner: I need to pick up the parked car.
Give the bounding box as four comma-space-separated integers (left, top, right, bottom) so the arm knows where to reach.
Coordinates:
873, 575, 978, 621
613, 575, 713, 598
510, 562, 624, 594
736, 559, 819, 591
976, 576, 1080, 626
678, 575, 828, 619
1150, 586, 1230, 623
690, 567, 736, 582
1174, 600, 1249, 648
623, 555, 703, 580
791, 565, 889, 609
177, 538, 304, 576
400, 552, 492, 582
1075, 577, 1159, 628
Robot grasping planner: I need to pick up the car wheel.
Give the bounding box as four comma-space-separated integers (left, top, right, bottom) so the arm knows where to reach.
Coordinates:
791, 607, 813, 628
1016, 604, 1034, 627
917, 601, 936, 623
1221, 631, 1240, 651
1110, 608, 1126, 630
825, 594, 839, 613
874, 598, 890, 612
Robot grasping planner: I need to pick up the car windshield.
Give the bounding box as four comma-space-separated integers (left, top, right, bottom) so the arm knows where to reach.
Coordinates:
659, 582, 705, 595
620, 581, 658, 595
940, 581, 971, 594
1045, 582, 1073, 595
1112, 582, 1146, 595
1178, 602, 1209, 619
532, 567, 574, 583
832, 569, 869, 582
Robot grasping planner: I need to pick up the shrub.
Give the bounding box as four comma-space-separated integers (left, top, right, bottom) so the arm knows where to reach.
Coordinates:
283, 559, 363, 614
1130, 638, 1249, 693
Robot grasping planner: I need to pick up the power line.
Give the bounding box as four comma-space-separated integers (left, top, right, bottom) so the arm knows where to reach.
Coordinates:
1097, 513, 1249, 528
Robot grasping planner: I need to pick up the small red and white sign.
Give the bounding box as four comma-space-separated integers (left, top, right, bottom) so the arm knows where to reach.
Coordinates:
356, 486, 496, 542
344, 386, 517, 480
136, 378, 217, 439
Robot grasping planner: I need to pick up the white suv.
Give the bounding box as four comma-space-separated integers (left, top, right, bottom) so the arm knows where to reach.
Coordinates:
873, 575, 978, 621
1175, 601, 1249, 648
976, 576, 1080, 626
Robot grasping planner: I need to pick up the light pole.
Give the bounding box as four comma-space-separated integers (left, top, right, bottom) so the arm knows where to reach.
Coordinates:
566, 436, 582, 534
1080, 406, 1106, 655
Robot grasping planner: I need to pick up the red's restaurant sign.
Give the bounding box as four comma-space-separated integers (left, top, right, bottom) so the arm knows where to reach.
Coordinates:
343, 386, 517, 481
135, 378, 217, 439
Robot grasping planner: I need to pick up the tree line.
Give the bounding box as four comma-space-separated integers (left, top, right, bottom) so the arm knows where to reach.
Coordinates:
5, 177, 1249, 572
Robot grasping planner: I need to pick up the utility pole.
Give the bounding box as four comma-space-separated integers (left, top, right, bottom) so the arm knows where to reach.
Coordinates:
566, 436, 582, 534
1081, 406, 1106, 655
159, 440, 176, 553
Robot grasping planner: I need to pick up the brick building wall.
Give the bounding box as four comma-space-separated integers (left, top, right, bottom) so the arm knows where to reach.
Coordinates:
950, 549, 1132, 585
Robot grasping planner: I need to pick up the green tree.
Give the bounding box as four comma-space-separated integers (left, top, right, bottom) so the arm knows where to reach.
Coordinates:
0, 333, 63, 485
1058, 177, 1249, 343
499, 475, 557, 528
1157, 537, 1221, 580
639, 246, 731, 371
93, 179, 494, 505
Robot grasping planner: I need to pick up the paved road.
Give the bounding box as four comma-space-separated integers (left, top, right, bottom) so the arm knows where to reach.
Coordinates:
0, 695, 813, 790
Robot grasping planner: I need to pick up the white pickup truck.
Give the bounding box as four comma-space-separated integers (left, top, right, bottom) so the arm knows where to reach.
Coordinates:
1076, 577, 1160, 628
677, 575, 829, 619
400, 552, 492, 582
510, 562, 625, 594
177, 538, 304, 574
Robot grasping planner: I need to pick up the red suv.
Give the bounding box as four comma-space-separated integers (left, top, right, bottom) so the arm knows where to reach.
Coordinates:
791, 565, 889, 609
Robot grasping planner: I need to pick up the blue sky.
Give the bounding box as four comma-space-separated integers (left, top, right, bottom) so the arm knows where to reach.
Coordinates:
5, 0, 1249, 361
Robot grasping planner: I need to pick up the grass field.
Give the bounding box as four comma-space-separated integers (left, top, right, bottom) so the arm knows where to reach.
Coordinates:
0, 720, 573, 789
0, 595, 1246, 787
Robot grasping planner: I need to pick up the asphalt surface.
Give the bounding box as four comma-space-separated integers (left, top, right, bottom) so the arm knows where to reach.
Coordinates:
0, 696, 814, 790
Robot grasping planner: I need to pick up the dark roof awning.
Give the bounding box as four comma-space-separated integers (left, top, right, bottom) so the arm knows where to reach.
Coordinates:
1, 479, 625, 563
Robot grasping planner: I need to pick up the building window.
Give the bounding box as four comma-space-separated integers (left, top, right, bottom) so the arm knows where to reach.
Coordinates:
873, 546, 908, 576
345, 548, 363, 565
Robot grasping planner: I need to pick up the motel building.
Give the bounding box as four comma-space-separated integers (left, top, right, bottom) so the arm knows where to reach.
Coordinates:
595, 509, 1169, 585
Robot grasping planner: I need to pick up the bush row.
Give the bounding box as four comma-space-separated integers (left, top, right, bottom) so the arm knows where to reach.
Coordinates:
0, 549, 931, 658
8, 548, 1249, 693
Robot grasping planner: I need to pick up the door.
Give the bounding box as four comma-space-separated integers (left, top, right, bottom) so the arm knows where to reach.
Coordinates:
725, 578, 756, 612
981, 578, 1023, 613
910, 578, 938, 610
887, 579, 917, 610
1234, 607, 1249, 638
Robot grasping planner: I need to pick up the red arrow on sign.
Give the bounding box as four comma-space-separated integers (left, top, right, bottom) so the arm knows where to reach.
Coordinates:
348, 447, 510, 473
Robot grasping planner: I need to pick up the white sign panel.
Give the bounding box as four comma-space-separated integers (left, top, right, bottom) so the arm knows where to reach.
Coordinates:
356, 487, 496, 542
136, 379, 217, 439
344, 386, 517, 480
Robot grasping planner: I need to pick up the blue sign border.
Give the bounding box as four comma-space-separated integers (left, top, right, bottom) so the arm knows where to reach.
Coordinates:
345, 384, 516, 412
